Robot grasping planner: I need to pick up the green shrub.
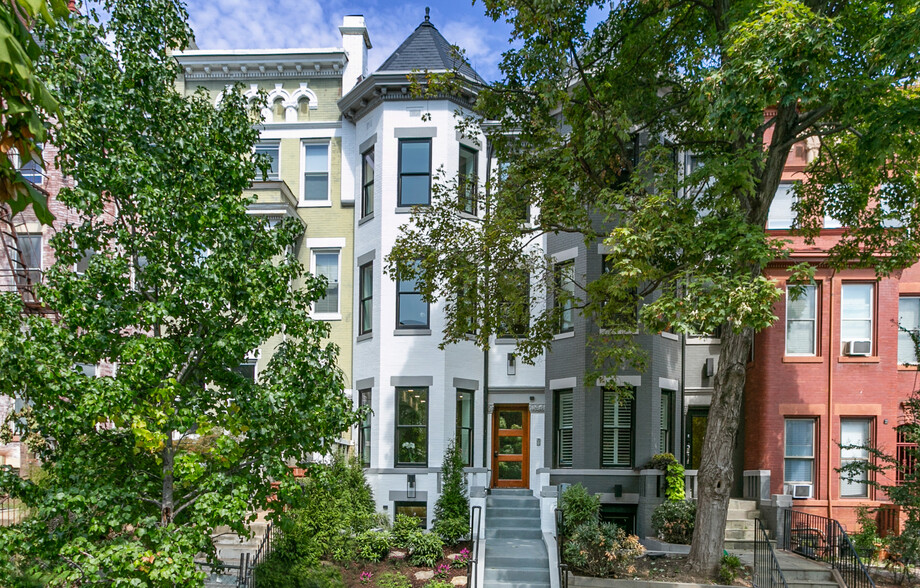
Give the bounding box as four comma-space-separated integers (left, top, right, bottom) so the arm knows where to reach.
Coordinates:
563, 521, 645, 577
424, 581, 454, 588
356, 529, 392, 562
408, 531, 444, 567
392, 513, 422, 548
375, 571, 411, 588
718, 552, 743, 584
254, 558, 345, 588
275, 454, 378, 566
887, 521, 920, 585
559, 483, 600, 533
433, 439, 470, 545
645, 453, 678, 471
664, 462, 685, 501
651, 500, 696, 544
851, 507, 884, 562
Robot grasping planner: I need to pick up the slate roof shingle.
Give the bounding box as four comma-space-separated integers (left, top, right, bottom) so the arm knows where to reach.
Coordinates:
376, 12, 486, 84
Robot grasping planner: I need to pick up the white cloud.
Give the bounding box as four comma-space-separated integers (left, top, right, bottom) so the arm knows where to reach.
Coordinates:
184, 0, 509, 81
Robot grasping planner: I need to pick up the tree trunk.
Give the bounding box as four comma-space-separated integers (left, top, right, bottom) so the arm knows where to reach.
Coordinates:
688, 321, 754, 574
161, 440, 174, 526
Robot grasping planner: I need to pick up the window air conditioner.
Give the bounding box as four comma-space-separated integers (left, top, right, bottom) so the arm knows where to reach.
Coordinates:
844, 340, 871, 356
791, 484, 813, 499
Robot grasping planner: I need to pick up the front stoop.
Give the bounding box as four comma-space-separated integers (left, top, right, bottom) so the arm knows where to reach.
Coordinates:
722, 498, 761, 551
485, 489, 551, 588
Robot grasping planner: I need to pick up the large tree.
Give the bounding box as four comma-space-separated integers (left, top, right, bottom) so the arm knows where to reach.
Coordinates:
0, 1, 358, 585
388, 0, 920, 574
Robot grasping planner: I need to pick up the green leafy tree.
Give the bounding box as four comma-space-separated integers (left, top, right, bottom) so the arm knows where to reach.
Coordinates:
432, 439, 469, 545
388, 0, 920, 574
0, 1, 359, 585
0, 0, 69, 223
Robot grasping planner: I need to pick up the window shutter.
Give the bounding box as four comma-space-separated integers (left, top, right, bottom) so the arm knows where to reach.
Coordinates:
558, 392, 573, 466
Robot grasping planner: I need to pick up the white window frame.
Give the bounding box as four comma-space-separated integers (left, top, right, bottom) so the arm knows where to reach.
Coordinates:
785, 284, 817, 356
840, 418, 872, 498
840, 283, 874, 355
300, 140, 331, 206
899, 297, 920, 365
254, 141, 280, 181
10, 145, 43, 185
784, 418, 815, 486
767, 182, 797, 230
310, 248, 341, 320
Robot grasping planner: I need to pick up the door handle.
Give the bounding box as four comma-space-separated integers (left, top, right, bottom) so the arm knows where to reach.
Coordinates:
494, 451, 498, 458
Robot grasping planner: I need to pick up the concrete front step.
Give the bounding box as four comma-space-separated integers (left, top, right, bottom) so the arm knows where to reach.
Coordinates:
487, 527, 543, 540
725, 519, 754, 531
487, 497, 540, 509
724, 529, 755, 541
727, 499, 758, 510
484, 582, 550, 588
491, 488, 536, 496
485, 567, 552, 583
489, 505, 542, 518
487, 515, 542, 528
726, 509, 761, 520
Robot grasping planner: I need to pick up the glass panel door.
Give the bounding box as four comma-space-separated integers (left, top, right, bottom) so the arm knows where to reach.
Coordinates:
491, 404, 530, 488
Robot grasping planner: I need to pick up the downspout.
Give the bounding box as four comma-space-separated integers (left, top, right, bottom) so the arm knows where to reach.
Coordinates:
826, 269, 836, 520
482, 140, 493, 475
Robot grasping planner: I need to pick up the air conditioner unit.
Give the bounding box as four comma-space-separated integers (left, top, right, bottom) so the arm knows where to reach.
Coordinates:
789, 484, 812, 499
844, 340, 871, 356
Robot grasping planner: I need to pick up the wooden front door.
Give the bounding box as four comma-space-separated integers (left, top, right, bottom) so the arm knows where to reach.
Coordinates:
491, 404, 530, 488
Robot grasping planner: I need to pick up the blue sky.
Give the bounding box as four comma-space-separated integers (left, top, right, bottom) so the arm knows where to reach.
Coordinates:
183, 0, 515, 82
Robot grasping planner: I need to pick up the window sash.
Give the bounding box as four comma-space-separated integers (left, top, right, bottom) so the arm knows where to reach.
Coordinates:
786, 285, 817, 355
841, 283, 874, 353
840, 418, 871, 498
602, 388, 633, 468
398, 139, 431, 206
456, 389, 474, 467
459, 145, 477, 215
396, 387, 428, 466
555, 261, 575, 333
303, 143, 329, 201
313, 251, 339, 314
899, 297, 920, 364
359, 263, 373, 335
556, 390, 573, 467
397, 274, 428, 329
362, 149, 375, 218
660, 390, 674, 456
359, 389, 372, 468
785, 419, 815, 484
767, 183, 796, 229
255, 143, 280, 180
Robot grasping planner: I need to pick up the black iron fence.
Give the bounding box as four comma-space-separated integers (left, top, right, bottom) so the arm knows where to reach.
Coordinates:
467, 505, 482, 588
783, 509, 876, 588
753, 518, 789, 588
238, 522, 278, 588
555, 508, 568, 588
0, 494, 26, 527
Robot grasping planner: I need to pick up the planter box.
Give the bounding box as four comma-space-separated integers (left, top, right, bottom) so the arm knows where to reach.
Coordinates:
641, 537, 691, 554
568, 573, 735, 588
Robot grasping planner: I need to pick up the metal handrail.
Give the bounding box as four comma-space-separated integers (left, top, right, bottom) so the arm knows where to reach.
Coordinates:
467, 505, 482, 588
555, 508, 568, 588
0, 494, 26, 527
784, 509, 876, 588
753, 518, 789, 588
238, 522, 277, 588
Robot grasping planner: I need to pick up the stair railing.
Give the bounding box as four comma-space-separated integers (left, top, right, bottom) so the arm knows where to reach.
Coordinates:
555, 508, 568, 588
467, 505, 482, 588
783, 509, 876, 588
753, 518, 789, 588
238, 522, 277, 588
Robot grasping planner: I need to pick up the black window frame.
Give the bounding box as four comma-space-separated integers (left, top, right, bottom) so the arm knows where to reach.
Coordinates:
394, 501, 427, 529
359, 262, 373, 335
398, 138, 432, 207
601, 387, 635, 468
396, 386, 429, 467
660, 389, 675, 456
361, 147, 375, 218
358, 388, 372, 468
396, 271, 429, 330
601, 255, 639, 331
458, 144, 478, 215
456, 389, 474, 467
555, 260, 575, 333
554, 389, 573, 468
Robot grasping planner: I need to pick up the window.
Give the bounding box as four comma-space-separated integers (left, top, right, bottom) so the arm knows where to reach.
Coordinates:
361, 148, 375, 218
396, 387, 428, 466
555, 261, 575, 333
75, 249, 94, 276
458, 145, 477, 214
394, 501, 427, 528
254, 142, 280, 180
232, 361, 256, 383
841, 283, 874, 355
312, 250, 340, 315
398, 139, 431, 206
11, 233, 42, 284
899, 297, 919, 364
358, 389, 371, 468
456, 389, 474, 467
840, 418, 871, 498
786, 284, 817, 355
497, 270, 530, 337
302, 142, 329, 202
359, 262, 373, 335
767, 183, 796, 229
660, 390, 675, 456
555, 390, 573, 467
396, 267, 428, 329
896, 425, 916, 486
10, 145, 43, 184
602, 388, 634, 468
784, 419, 815, 486
76, 363, 96, 377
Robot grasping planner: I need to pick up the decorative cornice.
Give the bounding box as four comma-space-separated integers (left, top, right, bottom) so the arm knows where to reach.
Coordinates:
529, 403, 545, 414
174, 49, 347, 81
